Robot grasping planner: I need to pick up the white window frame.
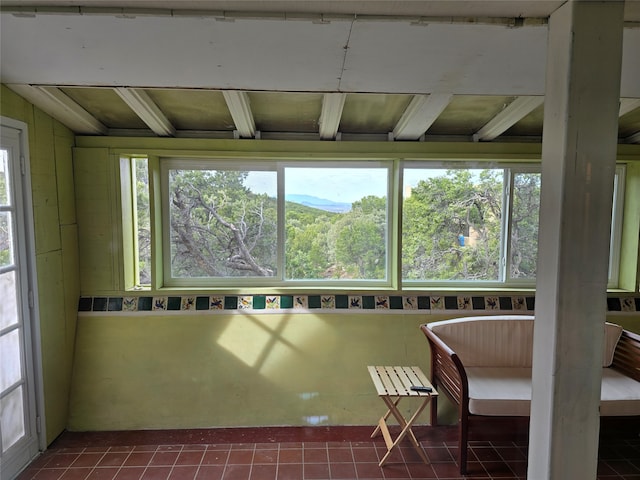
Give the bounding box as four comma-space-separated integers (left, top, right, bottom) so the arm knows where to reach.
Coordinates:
126, 156, 625, 291
159, 157, 394, 288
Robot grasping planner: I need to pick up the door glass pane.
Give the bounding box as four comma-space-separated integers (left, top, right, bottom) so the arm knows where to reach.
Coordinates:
0, 329, 22, 392
0, 271, 18, 330
0, 149, 9, 205
1, 386, 26, 453
1, 212, 14, 267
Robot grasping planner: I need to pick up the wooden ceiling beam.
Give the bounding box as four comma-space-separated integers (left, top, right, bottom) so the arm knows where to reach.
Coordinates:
222, 91, 256, 139
319, 93, 346, 140
115, 88, 176, 137
392, 93, 452, 140
6, 84, 107, 135
474, 95, 544, 142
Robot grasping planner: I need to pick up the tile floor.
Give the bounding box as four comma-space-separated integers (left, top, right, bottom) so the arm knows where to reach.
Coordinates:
15, 421, 640, 480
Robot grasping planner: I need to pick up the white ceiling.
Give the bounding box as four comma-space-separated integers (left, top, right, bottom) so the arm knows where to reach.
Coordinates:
1, 1, 639, 142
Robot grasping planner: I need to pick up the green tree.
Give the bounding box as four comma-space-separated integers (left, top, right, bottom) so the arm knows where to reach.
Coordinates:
285, 203, 334, 279
402, 170, 502, 280
135, 159, 151, 284
333, 196, 386, 279
510, 173, 540, 279
169, 169, 277, 277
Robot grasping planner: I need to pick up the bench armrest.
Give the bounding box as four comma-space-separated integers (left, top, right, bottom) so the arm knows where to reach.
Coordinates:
612, 329, 640, 382
420, 324, 468, 408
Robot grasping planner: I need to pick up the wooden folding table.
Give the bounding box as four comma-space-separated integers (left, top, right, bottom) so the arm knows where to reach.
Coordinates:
367, 365, 437, 467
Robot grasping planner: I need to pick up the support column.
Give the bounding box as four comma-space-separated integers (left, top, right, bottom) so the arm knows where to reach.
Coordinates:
528, 2, 624, 479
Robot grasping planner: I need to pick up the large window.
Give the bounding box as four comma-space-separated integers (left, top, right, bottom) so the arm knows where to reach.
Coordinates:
160, 159, 391, 287
127, 157, 625, 290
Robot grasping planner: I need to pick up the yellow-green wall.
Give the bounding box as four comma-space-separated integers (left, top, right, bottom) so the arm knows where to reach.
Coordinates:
68, 313, 440, 431
1, 85, 79, 444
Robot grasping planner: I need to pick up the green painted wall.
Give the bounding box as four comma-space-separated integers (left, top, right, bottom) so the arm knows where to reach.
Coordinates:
1, 85, 79, 444
68, 313, 444, 431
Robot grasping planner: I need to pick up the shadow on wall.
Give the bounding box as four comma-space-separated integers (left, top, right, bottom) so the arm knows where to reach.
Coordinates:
67, 312, 439, 431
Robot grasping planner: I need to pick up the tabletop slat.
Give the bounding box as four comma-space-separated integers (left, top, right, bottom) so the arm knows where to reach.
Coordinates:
367, 365, 437, 398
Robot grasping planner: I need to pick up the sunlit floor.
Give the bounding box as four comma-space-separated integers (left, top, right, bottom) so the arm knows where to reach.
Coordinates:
15, 421, 640, 480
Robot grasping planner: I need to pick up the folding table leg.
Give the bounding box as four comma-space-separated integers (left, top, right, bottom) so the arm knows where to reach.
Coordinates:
374, 396, 432, 466
370, 397, 401, 438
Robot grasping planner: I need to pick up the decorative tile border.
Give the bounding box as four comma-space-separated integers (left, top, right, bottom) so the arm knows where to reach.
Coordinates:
78, 294, 640, 314
77, 294, 640, 314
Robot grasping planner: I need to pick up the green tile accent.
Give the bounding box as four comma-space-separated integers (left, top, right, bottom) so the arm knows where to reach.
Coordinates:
335, 295, 349, 309
224, 296, 238, 309
138, 297, 152, 311
195, 296, 209, 310
280, 295, 293, 309
252, 295, 266, 309
362, 296, 375, 309
308, 296, 321, 309
389, 296, 403, 309
417, 296, 430, 309
167, 297, 181, 310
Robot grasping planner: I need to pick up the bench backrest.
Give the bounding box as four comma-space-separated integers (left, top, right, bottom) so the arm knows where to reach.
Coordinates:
426, 315, 623, 368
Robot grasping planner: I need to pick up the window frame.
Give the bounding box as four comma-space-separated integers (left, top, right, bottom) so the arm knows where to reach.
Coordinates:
122, 155, 627, 292
401, 162, 540, 288
159, 157, 395, 289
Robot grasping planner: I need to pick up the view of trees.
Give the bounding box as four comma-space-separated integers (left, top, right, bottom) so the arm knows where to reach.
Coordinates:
0, 151, 12, 267
168, 169, 277, 278
136, 164, 541, 284
285, 195, 387, 280
402, 169, 503, 281
135, 158, 151, 284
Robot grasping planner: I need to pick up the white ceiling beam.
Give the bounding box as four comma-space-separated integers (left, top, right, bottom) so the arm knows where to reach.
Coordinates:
319, 93, 346, 140
222, 90, 256, 139
392, 93, 452, 140
474, 95, 544, 141
115, 88, 175, 137
619, 98, 640, 117
6, 84, 107, 135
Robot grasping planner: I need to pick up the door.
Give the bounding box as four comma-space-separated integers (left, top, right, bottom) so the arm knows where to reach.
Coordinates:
1, 120, 43, 479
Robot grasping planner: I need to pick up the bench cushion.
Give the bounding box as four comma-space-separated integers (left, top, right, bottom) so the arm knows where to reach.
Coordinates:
467, 367, 532, 416
466, 367, 640, 417
427, 316, 623, 368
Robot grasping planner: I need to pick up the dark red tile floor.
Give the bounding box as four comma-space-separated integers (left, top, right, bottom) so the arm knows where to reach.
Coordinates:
15, 420, 640, 480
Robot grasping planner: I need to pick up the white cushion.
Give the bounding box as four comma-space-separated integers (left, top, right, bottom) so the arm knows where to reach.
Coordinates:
465, 367, 640, 417
428, 316, 535, 368
427, 316, 623, 368
466, 367, 532, 416
601, 368, 640, 416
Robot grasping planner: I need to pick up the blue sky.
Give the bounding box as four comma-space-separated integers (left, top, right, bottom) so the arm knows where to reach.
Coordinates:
244, 167, 449, 203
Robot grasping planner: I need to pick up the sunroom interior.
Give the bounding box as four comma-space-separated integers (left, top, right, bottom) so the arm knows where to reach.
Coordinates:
1, 1, 640, 478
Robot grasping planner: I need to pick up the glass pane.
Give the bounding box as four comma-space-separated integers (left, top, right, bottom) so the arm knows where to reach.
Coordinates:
135, 158, 151, 285
1, 211, 14, 268
0, 149, 9, 206
284, 167, 388, 280
1, 385, 26, 453
402, 168, 503, 281
0, 270, 19, 330
0, 329, 22, 392
168, 169, 277, 278
510, 173, 540, 280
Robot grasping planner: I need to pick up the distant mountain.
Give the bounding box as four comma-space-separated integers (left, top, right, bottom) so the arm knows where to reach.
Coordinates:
285, 194, 352, 213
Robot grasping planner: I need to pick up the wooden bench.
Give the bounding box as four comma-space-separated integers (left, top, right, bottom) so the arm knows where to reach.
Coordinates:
420, 315, 640, 474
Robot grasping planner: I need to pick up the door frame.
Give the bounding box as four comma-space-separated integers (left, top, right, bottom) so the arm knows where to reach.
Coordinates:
1, 115, 46, 457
